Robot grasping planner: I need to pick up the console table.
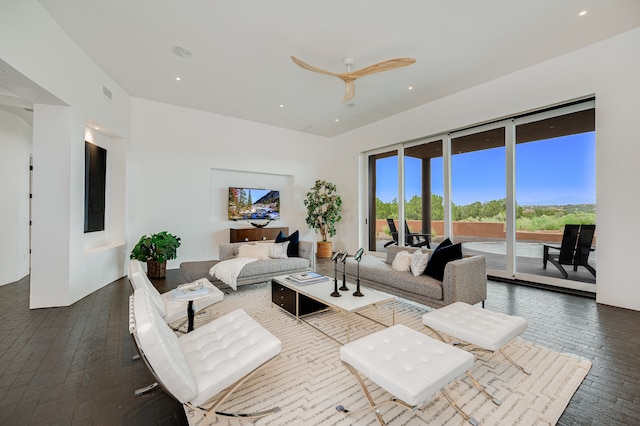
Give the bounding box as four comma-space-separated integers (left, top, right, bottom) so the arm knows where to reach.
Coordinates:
229, 227, 288, 242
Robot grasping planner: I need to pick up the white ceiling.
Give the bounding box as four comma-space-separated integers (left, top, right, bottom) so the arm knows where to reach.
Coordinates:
3, 1, 640, 136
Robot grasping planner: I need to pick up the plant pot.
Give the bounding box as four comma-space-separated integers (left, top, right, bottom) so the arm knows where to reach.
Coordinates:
316, 241, 333, 259
146, 260, 167, 278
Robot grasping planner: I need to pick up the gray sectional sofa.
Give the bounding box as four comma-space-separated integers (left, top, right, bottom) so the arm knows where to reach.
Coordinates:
179, 241, 315, 290
343, 245, 486, 309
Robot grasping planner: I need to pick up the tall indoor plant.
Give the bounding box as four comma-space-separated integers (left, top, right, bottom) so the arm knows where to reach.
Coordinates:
304, 180, 342, 258
130, 231, 181, 278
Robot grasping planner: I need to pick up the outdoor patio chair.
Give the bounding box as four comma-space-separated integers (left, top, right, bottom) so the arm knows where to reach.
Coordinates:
574, 224, 596, 277
384, 218, 431, 248
543, 224, 596, 278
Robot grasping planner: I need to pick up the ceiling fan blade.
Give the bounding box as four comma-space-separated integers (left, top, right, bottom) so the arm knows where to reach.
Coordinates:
350, 57, 416, 79
342, 81, 355, 102
290, 56, 340, 78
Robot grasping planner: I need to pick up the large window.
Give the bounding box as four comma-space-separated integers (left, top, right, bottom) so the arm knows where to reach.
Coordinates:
451, 127, 506, 272
366, 99, 596, 291
514, 107, 596, 283
404, 139, 443, 245
368, 150, 399, 251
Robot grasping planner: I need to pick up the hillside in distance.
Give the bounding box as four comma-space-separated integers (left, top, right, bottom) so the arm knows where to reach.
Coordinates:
520, 203, 596, 214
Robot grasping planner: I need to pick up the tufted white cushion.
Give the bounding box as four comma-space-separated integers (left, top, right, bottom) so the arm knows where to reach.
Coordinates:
422, 302, 528, 351
133, 286, 281, 407
179, 308, 282, 406
340, 324, 474, 407
133, 287, 199, 403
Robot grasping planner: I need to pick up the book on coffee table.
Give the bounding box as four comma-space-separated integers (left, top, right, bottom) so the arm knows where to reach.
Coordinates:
286, 272, 328, 285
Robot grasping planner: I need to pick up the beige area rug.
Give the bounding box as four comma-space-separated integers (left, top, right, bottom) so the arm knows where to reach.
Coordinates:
180, 282, 591, 426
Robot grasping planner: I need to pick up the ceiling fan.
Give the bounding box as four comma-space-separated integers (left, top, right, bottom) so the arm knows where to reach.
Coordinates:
291, 55, 416, 102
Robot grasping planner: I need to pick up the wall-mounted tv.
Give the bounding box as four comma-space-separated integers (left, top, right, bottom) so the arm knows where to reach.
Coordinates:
228, 187, 280, 220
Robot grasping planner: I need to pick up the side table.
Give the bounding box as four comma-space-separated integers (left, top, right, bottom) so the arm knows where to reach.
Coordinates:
166, 287, 215, 332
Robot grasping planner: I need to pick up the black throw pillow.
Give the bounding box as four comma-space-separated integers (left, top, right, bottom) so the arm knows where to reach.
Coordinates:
275, 230, 299, 257
424, 241, 462, 281
435, 238, 452, 251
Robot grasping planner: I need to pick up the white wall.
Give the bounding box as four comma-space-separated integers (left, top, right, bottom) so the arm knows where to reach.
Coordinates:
0, 0, 131, 307
330, 28, 640, 311
128, 98, 333, 269
0, 110, 32, 285
2, 1, 638, 312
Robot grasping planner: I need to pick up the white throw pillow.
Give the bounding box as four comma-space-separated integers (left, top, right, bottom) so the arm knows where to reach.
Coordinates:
261, 241, 289, 259
237, 244, 270, 260
410, 250, 430, 276
391, 251, 412, 272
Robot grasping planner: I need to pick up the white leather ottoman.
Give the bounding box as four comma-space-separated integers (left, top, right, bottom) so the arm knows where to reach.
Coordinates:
422, 302, 530, 375
337, 324, 479, 425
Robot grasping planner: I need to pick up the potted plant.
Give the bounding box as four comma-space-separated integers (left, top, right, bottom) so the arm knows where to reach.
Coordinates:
130, 231, 181, 278
304, 180, 342, 258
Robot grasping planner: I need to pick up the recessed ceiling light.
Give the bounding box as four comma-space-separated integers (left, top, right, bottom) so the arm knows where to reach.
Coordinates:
279, 104, 284, 108
335, 118, 340, 122
176, 77, 181, 81
579, 10, 587, 16
408, 86, 414, 90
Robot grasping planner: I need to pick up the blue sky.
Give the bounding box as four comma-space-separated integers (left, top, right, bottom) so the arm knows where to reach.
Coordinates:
377, 132, 596, 206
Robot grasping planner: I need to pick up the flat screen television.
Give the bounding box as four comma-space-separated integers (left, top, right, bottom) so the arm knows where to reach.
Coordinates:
228, 187, 280, 220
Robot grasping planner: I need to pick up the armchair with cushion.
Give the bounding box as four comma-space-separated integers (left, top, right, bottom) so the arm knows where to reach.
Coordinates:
129, 286, 282, 419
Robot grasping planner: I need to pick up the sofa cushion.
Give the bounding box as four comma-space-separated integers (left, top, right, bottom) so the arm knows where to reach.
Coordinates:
391, 251, 412, 272
237, 257, 310, 277
238, 243, 270, 260
259, 241, 289, 259
276, 230, 299, 257
436, 238, 453, 250
410, 250, 430, 276
385, 245, 422, 264
349, 255, 443, 300
424, 242, 462, 281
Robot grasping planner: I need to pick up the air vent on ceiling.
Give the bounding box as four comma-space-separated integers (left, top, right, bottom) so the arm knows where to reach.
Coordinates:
102, 85, 112, 100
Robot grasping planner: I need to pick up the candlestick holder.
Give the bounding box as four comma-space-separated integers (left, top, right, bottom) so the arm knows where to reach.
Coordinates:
353, 248, 364, 297
330, 251, 342, 297
339, 251, 349, 291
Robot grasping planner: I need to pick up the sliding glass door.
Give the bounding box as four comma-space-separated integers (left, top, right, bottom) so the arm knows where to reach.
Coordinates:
404, 138, 444, 247
450, 126, 507, 273
365, 98, 596, 292
514, 104, 596, 286
368, 149, 399, 252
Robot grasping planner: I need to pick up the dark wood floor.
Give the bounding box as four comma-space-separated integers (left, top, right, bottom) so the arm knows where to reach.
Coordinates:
0, 258, 638, 425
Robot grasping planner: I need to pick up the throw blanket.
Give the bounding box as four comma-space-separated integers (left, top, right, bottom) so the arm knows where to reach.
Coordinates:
209, 258, 257, 290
